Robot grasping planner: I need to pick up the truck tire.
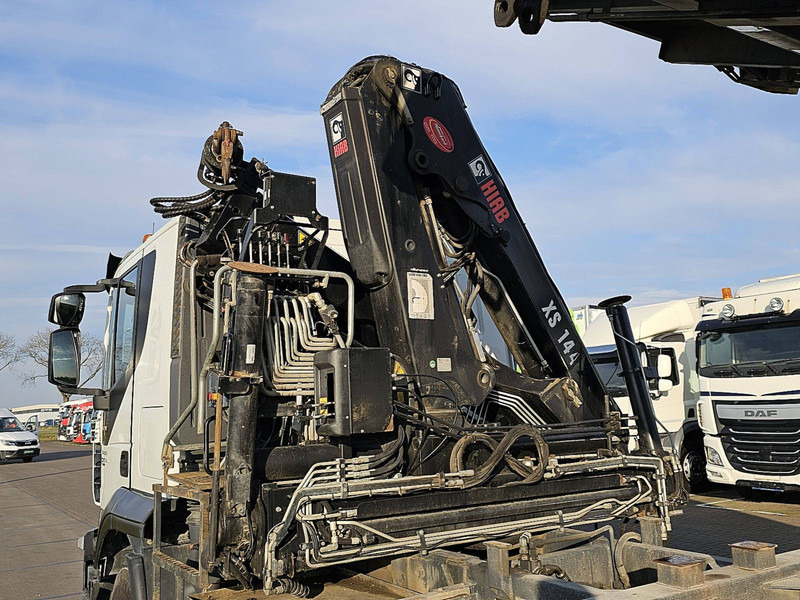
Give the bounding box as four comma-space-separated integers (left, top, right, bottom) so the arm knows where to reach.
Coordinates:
680, 441, 708, 493
22, 457, 34, 463
109, 566, 132, 600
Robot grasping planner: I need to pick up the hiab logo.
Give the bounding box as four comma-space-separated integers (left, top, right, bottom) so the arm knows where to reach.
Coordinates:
468, 155, 491, 183
402, 65, 422, 93
480, 179, 510, 224
329, 112, 349, 158
329, 113, 345, 143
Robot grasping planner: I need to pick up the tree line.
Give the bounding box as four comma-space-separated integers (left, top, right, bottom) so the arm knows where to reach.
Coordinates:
0, 329, 103, 403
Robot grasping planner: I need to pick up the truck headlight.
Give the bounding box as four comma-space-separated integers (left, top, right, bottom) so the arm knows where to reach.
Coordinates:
705, 446, 723, 466
769, 297, 784, 312
721, 304, 735, 318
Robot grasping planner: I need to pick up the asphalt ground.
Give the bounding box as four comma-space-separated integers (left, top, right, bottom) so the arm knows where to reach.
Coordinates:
0, 442, 98, 600
2, 443, 800, 599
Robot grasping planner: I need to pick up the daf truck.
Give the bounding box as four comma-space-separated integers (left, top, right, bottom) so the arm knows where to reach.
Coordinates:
697, 274, 800, 498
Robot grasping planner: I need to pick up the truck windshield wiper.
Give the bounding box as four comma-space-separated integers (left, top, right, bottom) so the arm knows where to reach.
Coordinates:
735, 360, 778, 375
708, 363, 745, 377
765, 357, 800, 373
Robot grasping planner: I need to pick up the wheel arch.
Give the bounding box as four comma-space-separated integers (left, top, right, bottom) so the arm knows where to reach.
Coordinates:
95, 488, 154, 573
673, 419, 703, 455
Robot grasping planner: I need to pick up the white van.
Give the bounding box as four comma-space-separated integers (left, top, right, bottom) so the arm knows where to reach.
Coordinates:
0, 408, 40, 462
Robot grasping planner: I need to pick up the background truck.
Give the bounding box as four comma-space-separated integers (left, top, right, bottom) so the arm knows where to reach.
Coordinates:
58, 397, 92, 441
696, 273, 800, 498
581, 297, 719, 490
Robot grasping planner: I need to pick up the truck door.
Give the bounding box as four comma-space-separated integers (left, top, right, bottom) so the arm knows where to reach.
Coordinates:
99, 262, 140, 506
24, 415, 39, 436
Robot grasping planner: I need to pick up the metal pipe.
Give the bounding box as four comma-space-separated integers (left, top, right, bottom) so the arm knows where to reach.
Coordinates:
270, 267, 355, 347
197, 265, 233, 423
598, 295, 663, 456
189, 260, 203, 434
125, 552, 148, 600
480, 267, 550, 372
161, 264, 232, 479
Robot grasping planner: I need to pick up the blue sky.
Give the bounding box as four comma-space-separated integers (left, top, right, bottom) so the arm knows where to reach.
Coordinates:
2, 1, 799, 408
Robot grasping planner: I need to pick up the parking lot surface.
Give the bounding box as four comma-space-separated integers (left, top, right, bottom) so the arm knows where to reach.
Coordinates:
0, 442, 98, 600
2, 443, 799, 599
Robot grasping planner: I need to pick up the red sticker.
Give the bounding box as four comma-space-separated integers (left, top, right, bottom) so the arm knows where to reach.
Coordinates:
423, 117, 454, 153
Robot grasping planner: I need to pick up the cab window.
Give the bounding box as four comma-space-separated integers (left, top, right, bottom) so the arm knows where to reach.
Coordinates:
103, 266, 138, 388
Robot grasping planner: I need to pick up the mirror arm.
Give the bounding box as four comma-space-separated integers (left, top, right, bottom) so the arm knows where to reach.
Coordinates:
55, 385, 107, 398
64, 278, 118, 294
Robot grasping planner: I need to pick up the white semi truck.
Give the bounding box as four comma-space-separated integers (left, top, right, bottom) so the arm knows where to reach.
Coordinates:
697, 274, 800, 498
581, 297, 718, 491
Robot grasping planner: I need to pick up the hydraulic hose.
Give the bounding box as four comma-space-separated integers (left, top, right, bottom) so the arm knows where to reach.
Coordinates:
449, 424, 549, 488
150, 188, 218, 218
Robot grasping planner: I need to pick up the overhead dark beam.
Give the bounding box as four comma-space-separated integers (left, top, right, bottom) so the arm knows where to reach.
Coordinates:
723, 25, 800, 53
658, 21, 800, 66
653, 0, 698, 9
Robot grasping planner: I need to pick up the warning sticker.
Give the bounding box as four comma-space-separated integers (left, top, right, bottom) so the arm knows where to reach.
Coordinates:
468, 154, 491, 183
401, 64, 422, 93
436, 358, 452, 372
246, 344, 256, 365
407, 271, 434, 320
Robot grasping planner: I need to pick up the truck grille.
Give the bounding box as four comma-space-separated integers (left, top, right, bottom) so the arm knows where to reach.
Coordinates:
719, 419, 800, 476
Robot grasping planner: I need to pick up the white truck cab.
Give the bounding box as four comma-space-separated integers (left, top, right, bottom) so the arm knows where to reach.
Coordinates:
0, 408, 40, 462
697, 274, 800, 497
581, 297, 718, 490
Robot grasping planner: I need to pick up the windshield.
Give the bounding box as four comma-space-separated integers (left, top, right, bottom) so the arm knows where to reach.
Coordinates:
698, 321, 800, 377
0, 416, 24, 432
592, 355, 627, 397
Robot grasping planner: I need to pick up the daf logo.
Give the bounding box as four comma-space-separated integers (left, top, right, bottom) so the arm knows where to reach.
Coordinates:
744, 409, 778, 418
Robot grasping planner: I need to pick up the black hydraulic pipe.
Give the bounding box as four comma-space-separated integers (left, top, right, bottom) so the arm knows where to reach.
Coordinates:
125, 552, 148, 600
598, 296, 663, 455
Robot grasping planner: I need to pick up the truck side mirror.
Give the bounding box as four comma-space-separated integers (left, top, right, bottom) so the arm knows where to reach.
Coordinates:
657, 378, 674, 393
657, 354, 673, 379
49, 293, 86, 327
48, 328, 81, 388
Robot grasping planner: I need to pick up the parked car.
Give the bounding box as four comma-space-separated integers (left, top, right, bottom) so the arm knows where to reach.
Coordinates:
0, 408, 40, 462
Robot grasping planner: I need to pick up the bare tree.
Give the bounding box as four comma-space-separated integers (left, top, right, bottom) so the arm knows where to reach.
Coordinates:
19, 327, 104, 401
0, 331, 20, 373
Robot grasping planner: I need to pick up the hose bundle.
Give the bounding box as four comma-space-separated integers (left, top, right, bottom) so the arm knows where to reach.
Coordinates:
149, 188, 218, 218
449, 424, 549, 488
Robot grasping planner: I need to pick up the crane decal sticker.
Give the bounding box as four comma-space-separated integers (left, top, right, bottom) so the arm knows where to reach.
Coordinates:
423, 116, 454, 153
402, 64, 422, 93
329, 112, 349, 158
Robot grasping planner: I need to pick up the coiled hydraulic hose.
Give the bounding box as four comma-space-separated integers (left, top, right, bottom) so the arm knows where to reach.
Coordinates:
449, 424, 549, 488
